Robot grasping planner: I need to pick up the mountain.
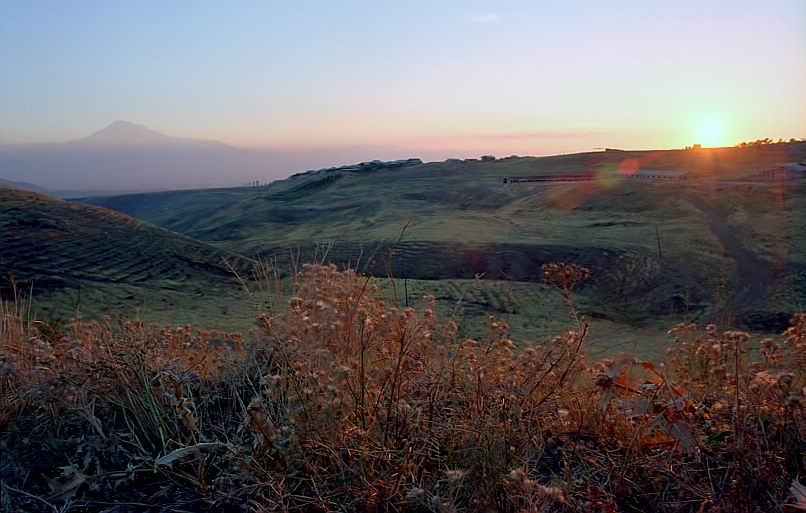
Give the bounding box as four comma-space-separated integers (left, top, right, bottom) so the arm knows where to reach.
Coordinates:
0, 176, 51, 194
0, 121, 290, 190
0, 187, 255, 328
75, 120, 230, 147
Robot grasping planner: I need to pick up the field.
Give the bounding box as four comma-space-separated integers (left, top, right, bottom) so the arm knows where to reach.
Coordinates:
4, 0, 804, 508
1, 143, 805, 511
82, 143, 806, 353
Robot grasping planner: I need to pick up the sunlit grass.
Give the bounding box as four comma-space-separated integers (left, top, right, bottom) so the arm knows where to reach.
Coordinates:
1, 264, 803, 512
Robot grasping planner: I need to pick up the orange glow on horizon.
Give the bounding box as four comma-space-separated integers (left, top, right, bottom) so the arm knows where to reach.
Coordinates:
694, 119, 727, 148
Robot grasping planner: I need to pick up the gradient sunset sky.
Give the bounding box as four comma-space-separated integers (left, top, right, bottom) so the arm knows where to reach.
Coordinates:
1, 0, 804, 158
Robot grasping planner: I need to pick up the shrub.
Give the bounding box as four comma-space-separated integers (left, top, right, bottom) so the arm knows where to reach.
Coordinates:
0, 265, 803, 512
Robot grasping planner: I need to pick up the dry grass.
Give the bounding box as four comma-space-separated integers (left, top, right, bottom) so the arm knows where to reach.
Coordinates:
1, 264, 804, 512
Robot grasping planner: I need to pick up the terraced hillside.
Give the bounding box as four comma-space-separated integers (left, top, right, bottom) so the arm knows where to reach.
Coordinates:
0, 188, 255, 328
81, 143, 806, 340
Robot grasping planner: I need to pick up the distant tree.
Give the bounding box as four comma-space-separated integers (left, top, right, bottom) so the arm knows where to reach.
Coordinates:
736, 137, 780, 147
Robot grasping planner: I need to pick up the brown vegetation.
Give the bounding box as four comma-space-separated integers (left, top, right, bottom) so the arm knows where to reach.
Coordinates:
1, 264, 804, 512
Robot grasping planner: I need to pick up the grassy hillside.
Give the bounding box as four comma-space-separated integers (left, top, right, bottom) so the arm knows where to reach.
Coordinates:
1, 148, 803, 511
85, 143, 806, 236
0, 188, 256, 328
82, 143, 806, 339
2, 265, 803, 512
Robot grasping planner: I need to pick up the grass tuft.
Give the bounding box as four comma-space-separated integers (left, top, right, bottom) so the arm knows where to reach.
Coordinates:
1, 264, 803, 512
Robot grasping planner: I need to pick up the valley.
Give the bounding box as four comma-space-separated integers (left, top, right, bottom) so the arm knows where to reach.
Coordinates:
3, 143, 802, 356
74, 143, 806, 355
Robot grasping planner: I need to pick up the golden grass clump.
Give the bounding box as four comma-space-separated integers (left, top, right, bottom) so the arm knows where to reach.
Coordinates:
0, 265, 803, 512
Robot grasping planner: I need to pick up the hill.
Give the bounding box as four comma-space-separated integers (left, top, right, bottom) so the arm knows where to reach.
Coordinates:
0, 188, 255, 328
81, 142, 806, 346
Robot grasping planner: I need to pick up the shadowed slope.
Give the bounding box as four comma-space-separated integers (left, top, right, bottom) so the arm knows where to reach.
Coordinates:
0, 188, 255, 327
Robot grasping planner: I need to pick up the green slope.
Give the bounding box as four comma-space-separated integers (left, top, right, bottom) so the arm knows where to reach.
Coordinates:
80, 144, 806, 336
1, 188, 255, 329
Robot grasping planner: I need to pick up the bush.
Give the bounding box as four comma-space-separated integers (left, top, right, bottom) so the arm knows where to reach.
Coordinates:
1, 264, 803, 512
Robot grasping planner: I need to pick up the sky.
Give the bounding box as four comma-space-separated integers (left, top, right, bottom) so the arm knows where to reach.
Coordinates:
1, 0, 804, 158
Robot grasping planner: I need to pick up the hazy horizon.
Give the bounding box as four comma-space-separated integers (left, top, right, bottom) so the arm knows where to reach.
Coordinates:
2, 0, 804, 159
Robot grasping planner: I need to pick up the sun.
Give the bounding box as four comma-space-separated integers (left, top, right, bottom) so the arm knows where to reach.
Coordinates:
694, 119, 725, 148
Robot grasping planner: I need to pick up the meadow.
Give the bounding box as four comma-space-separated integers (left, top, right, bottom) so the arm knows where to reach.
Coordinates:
2, 143, 804, 511
83, 144, 806, 351
1, 263, 803, 512
2, 0, 803, 509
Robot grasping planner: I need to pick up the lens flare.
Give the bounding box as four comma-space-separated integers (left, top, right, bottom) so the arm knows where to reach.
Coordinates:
619, 158, 640, 177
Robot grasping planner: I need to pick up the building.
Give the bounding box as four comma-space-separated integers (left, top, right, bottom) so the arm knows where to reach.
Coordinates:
501, 172, 596, 183
743, 164, 805, 181
501, 169, 690, 183
621, 170, 690, 179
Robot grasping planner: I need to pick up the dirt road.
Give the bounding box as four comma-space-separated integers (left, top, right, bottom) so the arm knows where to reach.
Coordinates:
680, 193, 771, 310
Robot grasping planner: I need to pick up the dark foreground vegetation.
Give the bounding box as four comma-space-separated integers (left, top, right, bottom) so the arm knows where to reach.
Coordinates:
1, 264, 804, 512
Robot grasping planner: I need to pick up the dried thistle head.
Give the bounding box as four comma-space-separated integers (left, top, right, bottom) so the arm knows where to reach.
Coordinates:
541, 262, 590, 290
406, 487, 428, 503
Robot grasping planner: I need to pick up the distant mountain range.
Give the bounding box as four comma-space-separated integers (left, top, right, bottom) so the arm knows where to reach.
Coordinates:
0, 174, 163, 199
0, 121, 420, 192
0, 176, 50, 194
0, 121, 289, 191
